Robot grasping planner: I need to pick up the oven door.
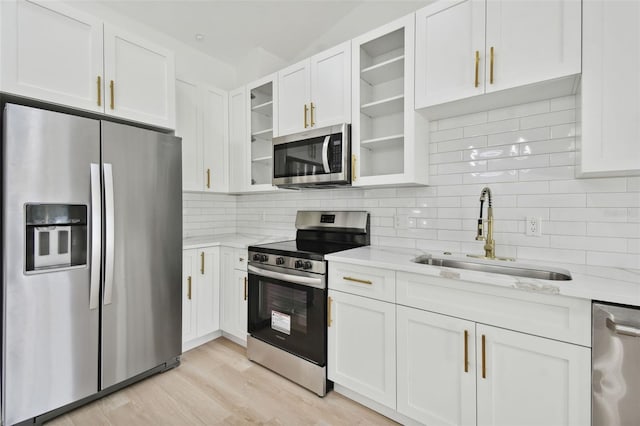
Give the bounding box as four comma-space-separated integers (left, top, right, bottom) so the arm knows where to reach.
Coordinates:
247, 264, 327, 366
272, 123, 350, 186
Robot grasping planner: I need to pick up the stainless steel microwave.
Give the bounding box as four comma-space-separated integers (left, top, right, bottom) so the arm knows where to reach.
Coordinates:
272, 123, 351, 188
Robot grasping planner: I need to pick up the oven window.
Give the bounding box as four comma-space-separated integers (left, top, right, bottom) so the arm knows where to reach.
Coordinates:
248, 272, 327, 366
273, 134, 342, 178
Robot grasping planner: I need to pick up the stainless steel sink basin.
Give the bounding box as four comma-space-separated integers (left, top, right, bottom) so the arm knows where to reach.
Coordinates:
411, 254, 572, 281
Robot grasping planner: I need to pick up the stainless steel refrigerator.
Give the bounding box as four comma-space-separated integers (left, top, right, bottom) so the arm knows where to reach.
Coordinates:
1, 103, 182, 425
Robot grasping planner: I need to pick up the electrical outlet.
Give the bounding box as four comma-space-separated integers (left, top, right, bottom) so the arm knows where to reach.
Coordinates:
525, 217, 542, 237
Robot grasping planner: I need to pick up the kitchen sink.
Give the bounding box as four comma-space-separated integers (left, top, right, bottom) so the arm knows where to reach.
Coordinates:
411, 254, 572, 281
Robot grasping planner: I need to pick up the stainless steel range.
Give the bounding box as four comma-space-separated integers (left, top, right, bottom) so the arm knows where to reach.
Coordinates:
247, 210, 370, 396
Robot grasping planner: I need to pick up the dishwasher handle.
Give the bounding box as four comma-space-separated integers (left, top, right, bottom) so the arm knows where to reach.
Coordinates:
606, 317, 640, 338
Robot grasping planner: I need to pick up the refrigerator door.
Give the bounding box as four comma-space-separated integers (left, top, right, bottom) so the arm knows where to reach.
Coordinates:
2, 104, 100, 425
100, 121, 182, 389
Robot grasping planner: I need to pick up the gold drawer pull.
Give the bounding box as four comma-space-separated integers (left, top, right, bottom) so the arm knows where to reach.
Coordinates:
310, 102, 315, 127
328, 296, 333, 327
206, 169, 211, 189
464, 330, 469, 372
352, 154, 357, 182
343, 276, 372, 285
200, 252, 205, 274
97, 76, 102, 106
187, 276, 192, 300
481, 334, 487, 379
109, 80, 115, 109
243, 277, 247, 301
474, 51, 479, 88
304, 104, 309, 128
490, 47, 495, 85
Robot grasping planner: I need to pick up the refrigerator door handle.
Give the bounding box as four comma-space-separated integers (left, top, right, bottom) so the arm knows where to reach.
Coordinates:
104, 163, 115, 305
89, 163, 101, 310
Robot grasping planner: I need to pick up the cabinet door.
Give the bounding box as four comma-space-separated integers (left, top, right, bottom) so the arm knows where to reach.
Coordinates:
327, 290, 396, 409
228, 87, 247, 192
176, 79, 202, 191
415, 0, 485, 108
580, 0, 640, 176
182, 250, 197, 345
476, 324, 591, 426
195, 247, 220, 336
310, 41, 351, 128
103, 23, 176, 129
0, 0, 104, 112
277, 58, 310, 136
201, 85, 229, 192
397, 306, 476, 426
485, 0, 581, 93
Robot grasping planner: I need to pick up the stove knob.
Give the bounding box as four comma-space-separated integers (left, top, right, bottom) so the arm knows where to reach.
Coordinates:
276, 257, 285, 265
294, 260, 304, 269
303, 261, 313, 270
252, 253, 260, 261
260, 254, 269, 262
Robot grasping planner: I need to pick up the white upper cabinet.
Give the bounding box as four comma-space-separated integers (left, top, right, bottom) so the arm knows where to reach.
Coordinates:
0, 0, 176, 129
351, 15, 429, 187
415, 0, 581, 113
202, 85, 229, 192
103, 24, 175, 129
0, 0, 104, 112
176, 79, 229, 192
485, 0, 581, 93
579, 0, 640, 177
228, 87, 247, 192
277, 41, 351, 136
415, 0, 485, 107
246, 75, 278, 192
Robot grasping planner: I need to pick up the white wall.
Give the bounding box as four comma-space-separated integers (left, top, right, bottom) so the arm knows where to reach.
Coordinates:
233, 95, 640, 269
69, 1, 237, 89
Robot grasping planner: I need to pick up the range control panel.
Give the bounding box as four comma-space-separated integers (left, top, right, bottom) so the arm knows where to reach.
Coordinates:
248, 251, 326, 275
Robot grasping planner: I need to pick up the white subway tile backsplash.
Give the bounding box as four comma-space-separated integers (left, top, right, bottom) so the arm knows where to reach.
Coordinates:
463, 118, 520, 138
180, 95, 640, 270
520, 109, 575, 130
488, 100, 550, 122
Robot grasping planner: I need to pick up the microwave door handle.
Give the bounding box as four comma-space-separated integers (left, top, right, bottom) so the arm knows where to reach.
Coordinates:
322, 135, 331, 173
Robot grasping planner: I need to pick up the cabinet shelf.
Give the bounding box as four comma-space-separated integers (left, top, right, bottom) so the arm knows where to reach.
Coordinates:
361, 95, 404, 118
361, 55, 404, 85
361, 134, 404, 150
251, 128, 273, 142
252, 155, 272, 162
251, 101, 273, 116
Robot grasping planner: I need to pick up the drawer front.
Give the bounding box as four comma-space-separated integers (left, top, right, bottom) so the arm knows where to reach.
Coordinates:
234, 248, 247, 270
329, 262, 395, 302
396, 272, 591, 347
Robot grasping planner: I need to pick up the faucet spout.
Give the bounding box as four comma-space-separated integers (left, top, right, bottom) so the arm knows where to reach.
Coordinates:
476, 187, 495, 258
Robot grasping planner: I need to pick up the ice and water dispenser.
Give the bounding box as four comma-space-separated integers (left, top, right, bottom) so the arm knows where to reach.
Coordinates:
25, 204, 88, 272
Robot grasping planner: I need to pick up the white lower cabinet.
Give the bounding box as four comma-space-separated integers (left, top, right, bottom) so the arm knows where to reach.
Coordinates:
327, 289, 396, 410
220, 247, 248, 345
476, 324, 591, 426
328, 261, 591, 426
397, 306, 476, 426
182, 247, 220, 351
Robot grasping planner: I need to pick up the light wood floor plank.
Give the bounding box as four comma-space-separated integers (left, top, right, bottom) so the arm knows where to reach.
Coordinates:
46, 338, 398, 426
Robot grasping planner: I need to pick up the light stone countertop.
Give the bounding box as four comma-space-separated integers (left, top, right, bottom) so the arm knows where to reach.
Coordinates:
325, 246, 640, 307
183, 233, 292, 250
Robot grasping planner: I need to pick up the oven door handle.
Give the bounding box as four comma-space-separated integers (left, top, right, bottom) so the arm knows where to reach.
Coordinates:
248, 264, 325, 290
322, 135, 331, 174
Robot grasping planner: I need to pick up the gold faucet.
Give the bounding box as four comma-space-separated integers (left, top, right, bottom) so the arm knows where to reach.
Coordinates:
468, 187, 514, 261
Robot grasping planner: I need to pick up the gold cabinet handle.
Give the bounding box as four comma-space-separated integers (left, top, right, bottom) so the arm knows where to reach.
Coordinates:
464, 330, 469, 372
109, 80, 115, 109
200, 252, 205, 275
343, 276, 372, 285
310, 102, 315, 127
187, 276, 192, 300
490, 47, 494, 85
352, 154, 357, 182
474, 51, 479, 88
206, 168, 211, 189
481, 334, 486, 378
243, 277, 247, 301
328, 296, 333, 327
97, 76, 102, 106
304, 104, 309, 128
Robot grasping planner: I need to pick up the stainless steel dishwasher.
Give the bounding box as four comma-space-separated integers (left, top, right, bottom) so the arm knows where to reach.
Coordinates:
592, 302, 640, 426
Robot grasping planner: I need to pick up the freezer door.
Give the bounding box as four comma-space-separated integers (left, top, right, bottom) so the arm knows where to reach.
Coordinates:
100, 121, 182, 389
2, 104, 100, 425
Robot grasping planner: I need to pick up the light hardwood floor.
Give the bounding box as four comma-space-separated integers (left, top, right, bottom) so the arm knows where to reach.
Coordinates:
47, 338, 398, 425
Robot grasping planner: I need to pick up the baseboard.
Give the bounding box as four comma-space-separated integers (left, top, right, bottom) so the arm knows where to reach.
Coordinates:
182, 330, 223, 352
333, 384, 420, 426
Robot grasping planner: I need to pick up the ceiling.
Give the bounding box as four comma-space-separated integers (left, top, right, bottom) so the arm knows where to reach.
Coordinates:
87, 0, 430, 70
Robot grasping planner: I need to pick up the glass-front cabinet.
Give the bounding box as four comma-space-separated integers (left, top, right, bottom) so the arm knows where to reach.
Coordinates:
246, 75, 278, 192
